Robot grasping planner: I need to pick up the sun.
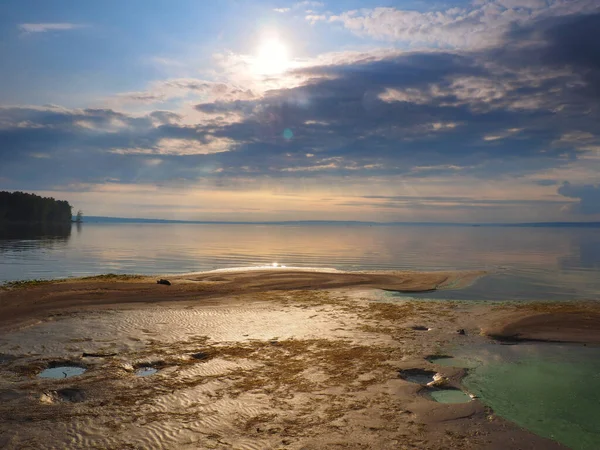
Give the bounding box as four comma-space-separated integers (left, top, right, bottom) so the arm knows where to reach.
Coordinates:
252, 38, 290, 76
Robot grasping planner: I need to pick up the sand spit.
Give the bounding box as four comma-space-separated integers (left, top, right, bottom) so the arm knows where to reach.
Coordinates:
0, 270, 570, 449
0, 269, 483, 332
482, 302, 600, 344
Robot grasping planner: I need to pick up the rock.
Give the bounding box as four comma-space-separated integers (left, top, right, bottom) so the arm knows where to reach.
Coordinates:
40, 388, 86, 403
457, 329, 466, 335
427, 373, 449, 387
82, 352, 117, 358
157, 279, 171, 286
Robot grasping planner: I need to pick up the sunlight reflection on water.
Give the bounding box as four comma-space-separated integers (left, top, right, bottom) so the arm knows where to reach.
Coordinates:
1, 223, 600, 301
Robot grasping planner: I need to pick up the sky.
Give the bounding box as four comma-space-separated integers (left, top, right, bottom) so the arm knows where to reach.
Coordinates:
1, 0, 599, 222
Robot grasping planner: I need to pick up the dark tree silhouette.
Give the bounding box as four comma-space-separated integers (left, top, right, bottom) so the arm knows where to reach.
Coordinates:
0, 191, 72, 223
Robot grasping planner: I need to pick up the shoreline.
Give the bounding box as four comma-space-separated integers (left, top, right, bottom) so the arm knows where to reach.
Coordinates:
481, 303, 600, 344
1, 269, 597, 448
0, 269, 484, 332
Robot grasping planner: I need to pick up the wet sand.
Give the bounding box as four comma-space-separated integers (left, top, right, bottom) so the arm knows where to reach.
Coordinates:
0, 269, 580, 449
482, 304, 600, 344
0, 269, 482, 332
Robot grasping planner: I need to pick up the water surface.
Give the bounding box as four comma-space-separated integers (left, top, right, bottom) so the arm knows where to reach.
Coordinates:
38, 366, 86, 379
448, 343, 600, 450
1, 223, 600, 301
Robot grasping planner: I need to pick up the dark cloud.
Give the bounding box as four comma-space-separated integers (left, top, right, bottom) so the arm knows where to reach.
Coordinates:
558, 182, 600, 214
506, 12, 600, 96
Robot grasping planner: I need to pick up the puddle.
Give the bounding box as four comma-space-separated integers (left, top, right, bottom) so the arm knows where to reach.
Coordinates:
135, 367, 158, 377
399, 368, 437, 385
423, 387, 472, 404
38, 366, 86, 379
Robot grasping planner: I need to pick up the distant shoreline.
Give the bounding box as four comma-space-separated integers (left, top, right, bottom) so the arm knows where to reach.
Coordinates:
83, 216, 600, 227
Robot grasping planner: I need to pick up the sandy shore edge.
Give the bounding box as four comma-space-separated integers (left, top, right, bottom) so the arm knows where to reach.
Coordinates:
2, 269, 598, 448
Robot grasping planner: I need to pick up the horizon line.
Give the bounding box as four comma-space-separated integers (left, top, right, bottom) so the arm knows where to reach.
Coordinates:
82, 216, 600, 227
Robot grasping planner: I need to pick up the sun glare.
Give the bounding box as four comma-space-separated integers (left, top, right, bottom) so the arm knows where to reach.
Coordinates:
253, 38, 290, 76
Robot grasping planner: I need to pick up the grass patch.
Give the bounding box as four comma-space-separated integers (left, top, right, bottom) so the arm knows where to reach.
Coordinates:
78, 273, 145, 281
1, 273, 145, 290
505, 301, 600, 314
0, 278, 60, 290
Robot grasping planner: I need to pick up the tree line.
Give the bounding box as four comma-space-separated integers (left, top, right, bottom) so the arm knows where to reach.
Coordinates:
0, 191, 73, 223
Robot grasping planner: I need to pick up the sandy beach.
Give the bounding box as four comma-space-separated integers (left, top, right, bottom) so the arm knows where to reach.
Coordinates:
1, 269, 597, 449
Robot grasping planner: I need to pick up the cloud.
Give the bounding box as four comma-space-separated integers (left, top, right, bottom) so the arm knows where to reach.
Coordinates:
2, 11, 600, 221
306, 14, 327, 24
558, 182, 600, 214
274, 8, 290, 13
113, 78, 258, 106
111, 136, 235, 156
323, 0, 599, 48
19, 23, 85, 33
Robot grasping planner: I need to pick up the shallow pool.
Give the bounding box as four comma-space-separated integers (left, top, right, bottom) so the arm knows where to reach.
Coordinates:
39, 366, 86, 379
425, 388, 472, 404
457, 343, 600, 450
135, 367, 158, 377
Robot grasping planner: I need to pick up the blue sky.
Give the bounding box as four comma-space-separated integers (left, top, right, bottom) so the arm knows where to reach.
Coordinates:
1, 0, 599, 222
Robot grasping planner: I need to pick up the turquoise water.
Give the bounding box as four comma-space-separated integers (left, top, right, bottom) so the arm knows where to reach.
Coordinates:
426, 388, 472, 404
453, 343, 600, 450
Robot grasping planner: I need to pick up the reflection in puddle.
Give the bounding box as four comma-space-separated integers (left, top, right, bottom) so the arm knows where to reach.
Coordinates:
135, 367, 158, 377
399, 368, 436, 385
39, 366, 86, 379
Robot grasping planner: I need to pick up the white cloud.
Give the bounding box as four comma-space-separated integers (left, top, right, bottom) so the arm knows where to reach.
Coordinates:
273, 8, 290, 13
19, 23, 85, 33
483, 128, 523, 141
323, 0, 600, 48
306, 14, 327, 24
112, 78, 258, 106
110, 136, 235, 156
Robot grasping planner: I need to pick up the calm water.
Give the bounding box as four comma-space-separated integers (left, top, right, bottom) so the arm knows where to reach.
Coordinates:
1, 222, 599, 301
455, 343, 600, 450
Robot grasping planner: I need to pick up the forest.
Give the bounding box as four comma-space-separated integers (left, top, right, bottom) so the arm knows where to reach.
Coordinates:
0, 191, 72, 223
